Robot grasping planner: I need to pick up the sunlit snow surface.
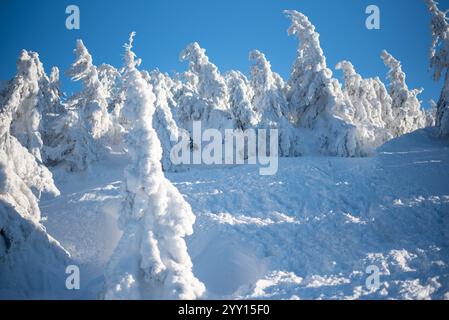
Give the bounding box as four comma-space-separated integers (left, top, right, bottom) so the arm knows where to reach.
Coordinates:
42, 128, 449, 299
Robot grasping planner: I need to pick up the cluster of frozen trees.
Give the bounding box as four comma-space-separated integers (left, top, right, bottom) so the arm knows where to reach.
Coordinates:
1, 2, 448, 299
0, 9, 437, 174
0, 51, 71, 298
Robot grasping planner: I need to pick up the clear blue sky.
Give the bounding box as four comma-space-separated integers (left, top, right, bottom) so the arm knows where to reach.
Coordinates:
1, 0, 448, 107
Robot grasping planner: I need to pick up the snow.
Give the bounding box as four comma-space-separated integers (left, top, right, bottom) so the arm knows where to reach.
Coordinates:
0, 201, 73, 299
38, 128, 449, 300
1, 5, 448, 301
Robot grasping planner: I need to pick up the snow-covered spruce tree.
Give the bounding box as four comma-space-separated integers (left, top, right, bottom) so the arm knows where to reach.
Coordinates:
249, 50, 294, 156
381, 50, 426, 137
0, 50, 62, 163
426, 99, 438, 127
145, 70, 183, 172
178, 42, 233, 134
44, 107, 99, 171
0, 107, 59, 217
97, 63, 125, 146
336, 61, 392, 127
67, 40, 111, 139
67, 40, 112, 141
47, 67, 64, 114
425, 0, 449, 136
50, 40, 113, 171
335, 60, 394, 148
225, 70, 259, 130
98, 64, 122, 111
180, 42, 228, 109
284, 10, 364, 156
0, 106, 71, 299
249, 50, 288, 120
39, 66, 71, 164
104, 33, 205, 300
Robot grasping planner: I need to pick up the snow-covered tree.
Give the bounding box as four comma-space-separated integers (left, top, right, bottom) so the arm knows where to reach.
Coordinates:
425, 0, 449, 136
67, 40, 112, 141
381, 50, 426, 137
98, 64, 122, 110
0, 108, 59, 217
47, 67, 64, 115
249, 50, 288, 119
249, 50, 294, 156
9, 51, 45, 162
175, 83, 211, 131
180, 42, 228, 109
225, 70, 258, 130
336, 61, 391, 127
0, 104, 71, 299
426, 99, 438, 127
39, 66, 69, 164
0, 50, 62, 163
45, 108, 99, 171
97, 63, 125, 146
146, 70, 184, 172
47, 40, 113, 171
177, 42, 233, 135
335, 60, 394, 148
104, 33, 205, 300
284, 10, 363, 156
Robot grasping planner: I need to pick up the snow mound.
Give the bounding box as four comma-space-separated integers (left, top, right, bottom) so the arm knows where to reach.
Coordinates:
0, 200, 72, 299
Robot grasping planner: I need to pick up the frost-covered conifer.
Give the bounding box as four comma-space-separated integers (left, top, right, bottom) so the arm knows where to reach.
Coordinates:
0, 104, 70, 299
284, 10, 363, 156
67, 40, 112, 141
249, 50, 294, 156
225, 70, 258, 130
1, 50, 62, 163
426, 100, 438, 127
97, 63, 125, 146
178, 42, 233, 134
180, 42, 228, 109
381, 50, 426, 137
425, 0, 449, 136
146, 70, 183, 172
336, 60, 394, 148
104, 33, 205, 300
48, 40, 113, 171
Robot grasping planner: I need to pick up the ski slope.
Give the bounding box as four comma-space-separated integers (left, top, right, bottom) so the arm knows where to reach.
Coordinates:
41, 128, 449, 299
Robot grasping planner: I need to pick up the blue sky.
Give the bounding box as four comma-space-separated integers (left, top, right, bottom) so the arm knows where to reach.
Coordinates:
1, 0, 448, 107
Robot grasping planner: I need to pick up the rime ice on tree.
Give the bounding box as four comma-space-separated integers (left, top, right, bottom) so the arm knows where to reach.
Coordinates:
381, 50, 426, 137
284, 10, 364, 157
425, 0, 449, 137
103, 33, 205, 300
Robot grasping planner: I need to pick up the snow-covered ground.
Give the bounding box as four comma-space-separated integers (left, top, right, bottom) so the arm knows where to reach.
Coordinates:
41, 128, 449, 300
